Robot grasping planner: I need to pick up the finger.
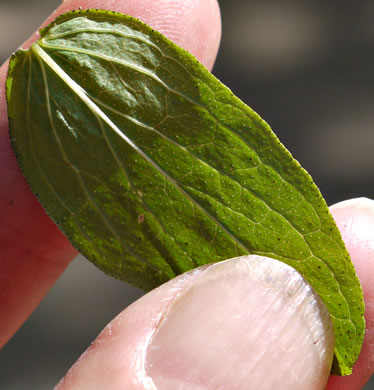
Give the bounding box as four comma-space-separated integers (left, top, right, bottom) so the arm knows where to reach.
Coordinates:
326, 198, 374, 389
0, 0, 221, 348
55, 256, 335, 390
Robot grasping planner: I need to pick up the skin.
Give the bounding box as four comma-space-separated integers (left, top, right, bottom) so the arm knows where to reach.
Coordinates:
0, 0, 372, 388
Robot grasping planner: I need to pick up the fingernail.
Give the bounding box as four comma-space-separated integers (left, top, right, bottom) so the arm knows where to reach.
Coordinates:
145, 255, 334, 390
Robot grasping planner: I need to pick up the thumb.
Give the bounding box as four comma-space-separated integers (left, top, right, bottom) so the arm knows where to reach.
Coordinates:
56, 255, 334, 390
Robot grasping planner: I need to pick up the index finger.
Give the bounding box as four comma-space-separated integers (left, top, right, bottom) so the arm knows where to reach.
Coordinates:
0, 0, 221, 348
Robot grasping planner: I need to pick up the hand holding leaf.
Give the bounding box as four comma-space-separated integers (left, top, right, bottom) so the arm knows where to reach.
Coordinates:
6, 9, 365, 376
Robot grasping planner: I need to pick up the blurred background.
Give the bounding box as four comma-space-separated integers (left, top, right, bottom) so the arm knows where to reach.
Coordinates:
1, 0, 373, 388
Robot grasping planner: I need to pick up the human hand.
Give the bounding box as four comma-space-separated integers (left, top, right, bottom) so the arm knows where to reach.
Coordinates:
0, 1, 372, 389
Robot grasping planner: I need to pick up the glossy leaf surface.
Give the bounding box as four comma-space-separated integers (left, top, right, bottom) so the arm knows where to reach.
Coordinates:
6, 10, 364, 375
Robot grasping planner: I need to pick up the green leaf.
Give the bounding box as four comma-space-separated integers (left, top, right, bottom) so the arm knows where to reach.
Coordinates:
6, 9, 364, 375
